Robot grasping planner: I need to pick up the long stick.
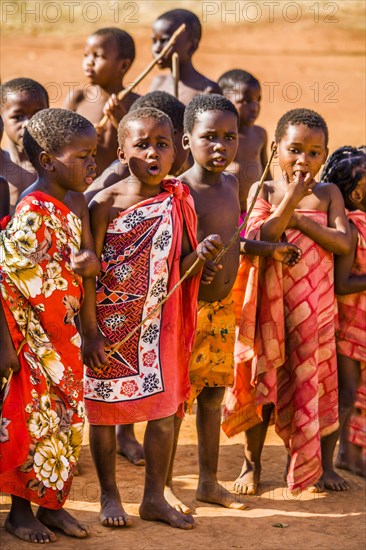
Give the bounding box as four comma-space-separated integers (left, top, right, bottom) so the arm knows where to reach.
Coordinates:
105, 147, 275, 355
172, 52, 180, 99
97, 23, 186, 130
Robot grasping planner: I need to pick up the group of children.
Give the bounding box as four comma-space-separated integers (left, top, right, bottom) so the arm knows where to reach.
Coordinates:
0, 7, 365, 545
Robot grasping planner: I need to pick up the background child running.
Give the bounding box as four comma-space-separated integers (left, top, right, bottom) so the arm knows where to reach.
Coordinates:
82, 107, 222, 530
218, 69, 272, 219
178, 94, 302, 510
65, 27, 139, 175
223, 108, 351, 496
0, 78, 49, 213
0, 108, 99, 544
85, 91, 189, 204
321, 146, 366, 480
150, 9, 221, 105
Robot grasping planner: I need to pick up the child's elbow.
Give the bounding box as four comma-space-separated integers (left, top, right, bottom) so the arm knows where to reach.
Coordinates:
333, 235, 352, 256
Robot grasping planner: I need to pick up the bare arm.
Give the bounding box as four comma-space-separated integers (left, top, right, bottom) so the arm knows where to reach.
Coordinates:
0, 299, 20, 376
291, 184, 351, 255
0, 176, 10, 218
64, 88, 84, 111
241, 239, 302, 266
70, 193, 100, 278
180, 222, 222, 278
335, 222, 366, 294
260, 130, 272, 181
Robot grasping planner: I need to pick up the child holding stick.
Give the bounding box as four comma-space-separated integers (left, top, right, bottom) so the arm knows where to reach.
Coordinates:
82, 107, 222, 529
150, 9, 221, 105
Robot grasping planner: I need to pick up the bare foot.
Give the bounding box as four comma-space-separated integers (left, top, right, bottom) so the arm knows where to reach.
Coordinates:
36, 507, 89, 538
117, 435, 145, 466
196, 481, 247, 509
5, 509, 57, 544
164, 486, 191, 514
233, 459, 261, 495
308, 469, 350, 492
139, 496, 194, 529
100, 492, 132, 527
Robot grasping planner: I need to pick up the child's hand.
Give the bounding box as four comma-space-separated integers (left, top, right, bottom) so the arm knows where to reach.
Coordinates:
82, 331, 109, 373
272, 242, 302, 266
71, 249, 100, 278
103, 94, 127, 129
196, 234, 223, 263
2, 343, 20, 377
201, 261, 223, 285
285, 170, 316, 204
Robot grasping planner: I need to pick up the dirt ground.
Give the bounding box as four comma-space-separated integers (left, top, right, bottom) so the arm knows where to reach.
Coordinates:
1, 2, 365, 548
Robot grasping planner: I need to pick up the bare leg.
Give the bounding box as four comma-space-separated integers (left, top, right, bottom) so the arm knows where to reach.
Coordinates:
336, 354, 362, 474
234, 403, 274, 495
196, 387, 245, 509
5, 495, 57, 543
164, 415, 191, 514
116, 424, 145, 466
89, 424, 132, 527
139, 414, 194, 529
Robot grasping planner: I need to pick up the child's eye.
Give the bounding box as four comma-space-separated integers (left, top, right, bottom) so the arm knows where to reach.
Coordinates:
310, 151, 320, 157
158, 142, 167, 148
12, 115, 24, 121
136, 143, 147, 149
203, 135, 214, 141
289, 148, 300, 154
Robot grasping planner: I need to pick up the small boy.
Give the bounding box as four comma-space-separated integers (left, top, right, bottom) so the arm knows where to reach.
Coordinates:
178, 94, 302, 509
65, 27, 139, 175
218, 69, 271, 217
0, 108, 99, 543
223, 108, 351, 495
150, 9, 221, 105
0, 78, 49, 213
322, 146, 366, 480
84, 91, 189, 204
82, 107, 222, 529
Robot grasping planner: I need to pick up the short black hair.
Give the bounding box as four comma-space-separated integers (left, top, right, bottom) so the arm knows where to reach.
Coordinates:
118, 107, 174, 148
275, 108, 329, 147
130, 91, 185, 132
218, 69, 260, 95
321, 145, 366, 198
92, 27, 135, 63
184, 93, 238, 134
156, 9, 201, 45
23, 108, 94, 170
0, 77, 49, 109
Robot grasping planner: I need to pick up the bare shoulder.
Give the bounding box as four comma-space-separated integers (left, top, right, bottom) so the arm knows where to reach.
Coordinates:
254, 125, 267, 141
64, 88, 85, 111
67, 191, 88, 218
150, 74, 168, 92
223, 171, 239, 190
248, 179, 272, 201
315, 180, 342, 201
202, 80, 222, 94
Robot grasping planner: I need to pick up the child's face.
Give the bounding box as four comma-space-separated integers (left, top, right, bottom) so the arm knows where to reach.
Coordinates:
225, 84, 261, 127
152, 18, 194, 69
49, 127, 97, 193
277, 124, 328, 181
1, 92, 48, 150
83, 35, 127, 86
119, 118, 176, 185
184, 110, 238, 174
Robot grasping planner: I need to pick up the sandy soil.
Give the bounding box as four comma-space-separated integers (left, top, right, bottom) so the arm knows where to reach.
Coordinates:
1, 5, 365, 549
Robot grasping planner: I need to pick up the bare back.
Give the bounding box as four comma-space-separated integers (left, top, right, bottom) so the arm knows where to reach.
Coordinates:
181, 171, 240, 301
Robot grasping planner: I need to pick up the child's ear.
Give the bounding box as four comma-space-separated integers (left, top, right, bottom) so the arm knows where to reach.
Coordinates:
182, 134, 191, 151
39, 151, 55, 171
119, 58, 132, 74
117, 146, 127, 165
349, 186, 363, 205
271, 141, 278, 157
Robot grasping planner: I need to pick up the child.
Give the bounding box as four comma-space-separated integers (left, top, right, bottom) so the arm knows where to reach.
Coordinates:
322, 146, 366, 479
218, 69, 272, 218
82, 107, 222, 529
150, 9, 221, 105
85, 91, 189, 204
177, 94, 302, 509
0, 108, 99, 543
0, 78, 49, 213
65, 27, 139, 175
223, 108, 351, 495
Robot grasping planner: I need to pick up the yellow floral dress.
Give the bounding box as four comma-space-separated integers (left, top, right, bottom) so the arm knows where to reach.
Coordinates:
0, 191, 84, 508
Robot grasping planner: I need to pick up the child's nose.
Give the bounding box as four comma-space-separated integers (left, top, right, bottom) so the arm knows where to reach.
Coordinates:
147, 146, 159, 158
213, 141, 225, 151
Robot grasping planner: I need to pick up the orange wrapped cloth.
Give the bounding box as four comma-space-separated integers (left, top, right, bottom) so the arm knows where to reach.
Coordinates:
336, 210, 366, 450
0, 192, 85, 509
223, 197, 339, 493
84, 180, 200, 425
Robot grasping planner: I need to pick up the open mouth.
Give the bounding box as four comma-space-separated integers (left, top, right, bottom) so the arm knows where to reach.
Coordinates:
211, 156, 227, 167
148, 162, 160, 175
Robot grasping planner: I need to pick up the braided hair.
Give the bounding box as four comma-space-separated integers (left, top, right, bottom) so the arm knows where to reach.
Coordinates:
321, 145, 366, 199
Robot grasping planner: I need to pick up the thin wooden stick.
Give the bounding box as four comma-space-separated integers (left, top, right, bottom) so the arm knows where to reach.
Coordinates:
105, 147, 275, 355
172, 52, 180, 99
97, 23, 186, 130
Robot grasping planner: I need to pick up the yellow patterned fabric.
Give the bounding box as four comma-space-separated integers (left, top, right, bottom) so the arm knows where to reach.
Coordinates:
186, 292, 235, 411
